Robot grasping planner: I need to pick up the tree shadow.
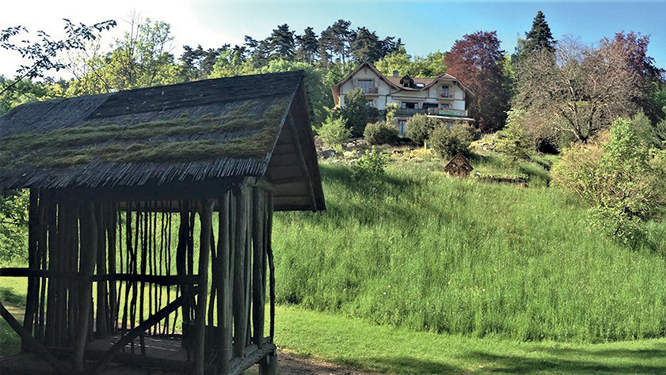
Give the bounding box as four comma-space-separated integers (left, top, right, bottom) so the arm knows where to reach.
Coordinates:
0, 287, 25, 307
461, 346, 666, 374
339, 356, 462, 374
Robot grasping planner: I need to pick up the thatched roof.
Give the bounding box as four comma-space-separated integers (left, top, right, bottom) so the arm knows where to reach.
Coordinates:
0, 71, 325, 211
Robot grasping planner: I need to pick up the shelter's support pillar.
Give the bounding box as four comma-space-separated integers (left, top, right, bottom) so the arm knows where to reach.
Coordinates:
22, 189, 39, 352
194, 200, 214, 375
74, 203, 98, 372
217, 190, 233, 374
259, 351, 278, 375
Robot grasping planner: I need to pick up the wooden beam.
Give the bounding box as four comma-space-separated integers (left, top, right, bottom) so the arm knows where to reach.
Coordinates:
22, 189, 39, 352
252, 188, 266, 346
228, 343, 277, 375
232, 187, 248, 358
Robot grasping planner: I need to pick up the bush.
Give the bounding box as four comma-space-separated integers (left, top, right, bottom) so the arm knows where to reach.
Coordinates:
318, 115, 351, 150
430, 123, 477, 159
352, 146, 388, 180
364, 122, 399, 145
340, 88, 380, 137
405, 114, 439, 145
552, 116, 666, 242
495, 109, 534, 162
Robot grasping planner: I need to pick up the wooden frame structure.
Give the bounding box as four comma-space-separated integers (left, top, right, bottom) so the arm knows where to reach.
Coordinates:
0, 71, 325, 375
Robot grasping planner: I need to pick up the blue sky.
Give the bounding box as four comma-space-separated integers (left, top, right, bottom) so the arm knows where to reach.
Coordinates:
2, 1, 666, 78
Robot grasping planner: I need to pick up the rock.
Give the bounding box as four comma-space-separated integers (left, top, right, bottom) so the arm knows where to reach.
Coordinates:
318, 149, 337, 158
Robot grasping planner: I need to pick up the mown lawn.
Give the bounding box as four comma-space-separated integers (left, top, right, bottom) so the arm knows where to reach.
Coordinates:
275, 305, 666, 374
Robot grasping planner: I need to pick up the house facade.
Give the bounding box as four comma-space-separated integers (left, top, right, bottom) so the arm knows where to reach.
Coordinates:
332, 62, 475, 136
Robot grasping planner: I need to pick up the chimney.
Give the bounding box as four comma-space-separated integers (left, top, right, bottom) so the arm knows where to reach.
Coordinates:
393, 70, 399, 77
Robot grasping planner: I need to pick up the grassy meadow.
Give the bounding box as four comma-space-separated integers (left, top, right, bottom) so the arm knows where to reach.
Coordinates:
273, 157, 666, 343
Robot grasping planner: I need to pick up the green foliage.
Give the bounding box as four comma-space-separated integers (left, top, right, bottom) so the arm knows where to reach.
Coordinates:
430, 123, 477, 159
375, 48, 447, 78
0, 190, 28, 263
318, 115, 351, 150
274, 162, 666, 342
384, 102, 399, 124
405, 114, 439, 145
352, 147, 388, 180
340, 88, 379, 137
494, 109, 534, 162
363, 121, 398, 145
553, 116, 665, 242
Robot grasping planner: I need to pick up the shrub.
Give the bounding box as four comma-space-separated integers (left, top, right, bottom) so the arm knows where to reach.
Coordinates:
318, 115, 351, 150
352, 146, 388, 180
494, 109, 534, 162
552, 116, 666, 242
340, 88, 380, 137
364, 121, 399, 145
430, 123, 477, 159
405, 114, 439, 145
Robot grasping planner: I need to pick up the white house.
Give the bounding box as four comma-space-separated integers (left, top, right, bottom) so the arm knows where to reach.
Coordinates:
332, 62, 475, 136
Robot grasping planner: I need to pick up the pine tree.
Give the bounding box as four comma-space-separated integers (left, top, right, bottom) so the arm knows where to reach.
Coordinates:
268, 24, 295, 60
524, 11, 556, 54
350, 27, 383, 63
295, 27, 319, 64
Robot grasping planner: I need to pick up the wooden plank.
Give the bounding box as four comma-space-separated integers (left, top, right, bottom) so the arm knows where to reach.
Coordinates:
96, 203, 108, 338
73, 203, 98, 372
90, 285, 201, 374
0, 299, 71, 375
228, 343, 277, 375
194, 200, 214, 375
217, 190, 233, 374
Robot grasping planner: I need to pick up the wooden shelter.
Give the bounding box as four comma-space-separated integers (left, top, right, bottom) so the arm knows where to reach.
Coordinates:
444, 154, 473, 178
0, 71, 325, 375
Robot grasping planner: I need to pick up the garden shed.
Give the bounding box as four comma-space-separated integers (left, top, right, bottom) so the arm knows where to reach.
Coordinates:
0, 71, 324, 375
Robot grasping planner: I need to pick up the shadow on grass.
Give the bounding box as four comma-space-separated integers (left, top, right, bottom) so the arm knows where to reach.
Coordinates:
462, 347, 666, 374
0, 287, 25, 307
341, 356, 461, 374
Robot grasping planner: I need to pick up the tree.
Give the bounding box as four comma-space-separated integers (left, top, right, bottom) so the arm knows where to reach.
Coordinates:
268, 24, 295, 61
0, 18, 116, 98
552, 116, 665, 241
295, 27, 319, 64
319, 19, 353, 69
350, 27, 383, 63
340, 87, 378, 136
515, 36, 641, 144
375, 48, 447, 78
63, 16, 180, 95
180, 44, 223, 81
444, 31, 511, 132
605, 32, 665, 122
514, 10, 556, 68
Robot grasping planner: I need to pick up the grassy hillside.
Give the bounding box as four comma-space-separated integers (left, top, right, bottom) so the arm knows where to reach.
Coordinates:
272, 159, 666, 343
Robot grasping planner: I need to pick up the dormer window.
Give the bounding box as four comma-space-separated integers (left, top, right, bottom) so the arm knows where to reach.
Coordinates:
415, 83, 425, 88
400, 75, 414, 87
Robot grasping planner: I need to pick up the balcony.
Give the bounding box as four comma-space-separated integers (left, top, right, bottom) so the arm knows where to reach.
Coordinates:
395, 108, 426, 117
427, 108, 468, 117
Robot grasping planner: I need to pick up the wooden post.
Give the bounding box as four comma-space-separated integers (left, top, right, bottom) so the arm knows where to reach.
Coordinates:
259, 351, 278, 375
252, 188, 266, 346
233, 187, 247, 357
23, 189, 40, 351
245, 188, 253, 343
96, 203, 108, 338
194, 200, 214, 375
107, 203, 118, 334
216, 190, 233, 374
74, 203, 98, 373
266, 192, 276, 341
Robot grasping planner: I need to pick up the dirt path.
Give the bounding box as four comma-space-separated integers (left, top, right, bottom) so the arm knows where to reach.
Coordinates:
268, 351, 379, 375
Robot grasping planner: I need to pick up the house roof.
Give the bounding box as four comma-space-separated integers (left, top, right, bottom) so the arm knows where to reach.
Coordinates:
332, 62, 474, 103
0, 71, 325, 211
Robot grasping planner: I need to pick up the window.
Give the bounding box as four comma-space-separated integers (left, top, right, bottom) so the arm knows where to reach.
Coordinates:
440, 103, 451, 109
402, 102, 418, 109
366, 100, 375, 107
441, 86, 450, 98
398, 120, 406, 137
415, 82, 425, 88
357, 79, 373, 94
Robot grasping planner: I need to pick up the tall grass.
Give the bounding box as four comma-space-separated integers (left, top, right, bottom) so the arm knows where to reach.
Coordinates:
273, 162, 666, 343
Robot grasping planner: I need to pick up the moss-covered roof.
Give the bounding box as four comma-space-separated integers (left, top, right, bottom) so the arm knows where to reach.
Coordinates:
0, 71, 305, 190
